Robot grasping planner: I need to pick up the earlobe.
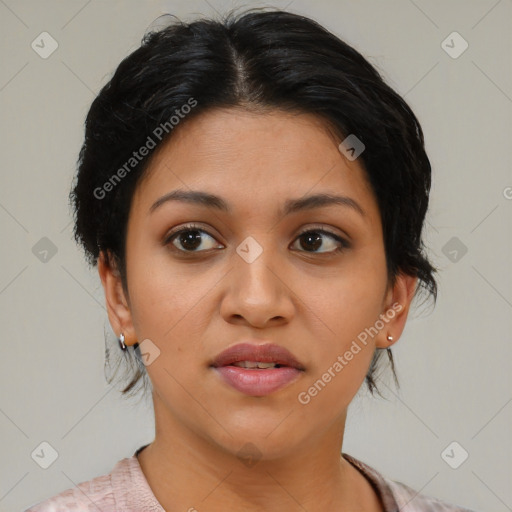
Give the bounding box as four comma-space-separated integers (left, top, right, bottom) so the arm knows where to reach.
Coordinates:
98, 251, 136, 346
376, 273, 418, 349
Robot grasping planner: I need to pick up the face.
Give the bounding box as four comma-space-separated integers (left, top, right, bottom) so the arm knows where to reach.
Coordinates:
100, 107, 415, 459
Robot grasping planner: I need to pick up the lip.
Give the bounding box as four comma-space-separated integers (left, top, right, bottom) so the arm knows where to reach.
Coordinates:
211, 342, 305, 370
210, 341, 305, 397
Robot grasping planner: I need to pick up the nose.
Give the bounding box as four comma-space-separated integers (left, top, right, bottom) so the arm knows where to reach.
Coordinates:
220, 242, 295, 329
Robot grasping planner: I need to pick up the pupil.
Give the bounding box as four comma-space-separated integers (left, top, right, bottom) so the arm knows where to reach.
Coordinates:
302, 232, 322, 251
180, 230, 202, 250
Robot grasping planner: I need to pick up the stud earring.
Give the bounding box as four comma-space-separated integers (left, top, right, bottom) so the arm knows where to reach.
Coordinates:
118, 332, 127, 351
386, 334, 394, 343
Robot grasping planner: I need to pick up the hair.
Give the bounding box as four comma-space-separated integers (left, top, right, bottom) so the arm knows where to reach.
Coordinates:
70, 7, 438, 399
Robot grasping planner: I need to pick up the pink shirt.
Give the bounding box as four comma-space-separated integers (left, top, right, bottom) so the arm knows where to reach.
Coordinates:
25, 445, 475, 511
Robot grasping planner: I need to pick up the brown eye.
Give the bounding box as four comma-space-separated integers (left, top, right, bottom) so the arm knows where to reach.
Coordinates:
164, 224, 223, 253
291, 229, 349, 254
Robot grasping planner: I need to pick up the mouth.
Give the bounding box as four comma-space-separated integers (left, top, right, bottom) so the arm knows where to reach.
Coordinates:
210, 342, 305, 370
228, 361, 289, 369
210, 342, 305, 396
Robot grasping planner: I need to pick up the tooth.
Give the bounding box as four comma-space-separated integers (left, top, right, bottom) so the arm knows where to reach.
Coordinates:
232, 361, 256, 368
256, 362, 277, 369
243, 361, 259, 368
231, 361, 278, 369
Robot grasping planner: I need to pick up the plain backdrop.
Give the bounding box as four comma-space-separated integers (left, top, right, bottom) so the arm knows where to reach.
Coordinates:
0, 1, 511, 511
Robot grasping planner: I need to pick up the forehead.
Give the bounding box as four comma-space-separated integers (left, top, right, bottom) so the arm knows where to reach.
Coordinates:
145, 107, 345, 172
132, 108, 377, 221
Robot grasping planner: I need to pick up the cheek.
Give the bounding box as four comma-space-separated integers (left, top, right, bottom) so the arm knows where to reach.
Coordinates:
295, 284, 382, 414
292, 262, 387, 402
126, 253, 219, 365
298, 255, 387, 342
294, 347, 373, 428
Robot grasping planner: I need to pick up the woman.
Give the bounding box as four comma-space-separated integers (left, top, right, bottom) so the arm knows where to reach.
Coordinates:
26, 7, 475, 512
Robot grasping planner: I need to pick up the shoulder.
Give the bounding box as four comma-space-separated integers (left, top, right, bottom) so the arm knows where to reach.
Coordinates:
23, 458, 130, 512
384, 477, 477, 511
342, 453, 477, 512
24, 450, 163, 512
24, 473, 114, 511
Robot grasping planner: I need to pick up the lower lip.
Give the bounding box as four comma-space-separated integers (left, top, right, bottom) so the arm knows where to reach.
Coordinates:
213, 366, 303, 396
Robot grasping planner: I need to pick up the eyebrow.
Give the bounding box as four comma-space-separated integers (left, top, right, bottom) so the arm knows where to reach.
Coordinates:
149, 189, 366, 217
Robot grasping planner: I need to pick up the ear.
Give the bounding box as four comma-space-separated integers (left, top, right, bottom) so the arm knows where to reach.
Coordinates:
98, 251, 137, 347
375, 273, 418, 349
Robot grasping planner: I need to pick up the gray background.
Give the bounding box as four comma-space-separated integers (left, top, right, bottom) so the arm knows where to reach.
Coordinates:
1, 0, 511, 511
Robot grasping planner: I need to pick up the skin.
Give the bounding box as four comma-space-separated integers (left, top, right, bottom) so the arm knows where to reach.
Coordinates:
98, 107, 417, 511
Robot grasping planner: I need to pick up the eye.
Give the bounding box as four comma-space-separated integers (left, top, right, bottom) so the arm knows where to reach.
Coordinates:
164, 223, 223, 253
290, 227, 350, 254
164, 223, 350, 256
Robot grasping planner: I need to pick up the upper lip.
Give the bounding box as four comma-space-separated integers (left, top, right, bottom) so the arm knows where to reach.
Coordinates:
211, 342, 305, 370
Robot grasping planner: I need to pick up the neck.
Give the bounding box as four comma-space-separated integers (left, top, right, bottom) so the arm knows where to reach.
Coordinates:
136, 391, 382, 512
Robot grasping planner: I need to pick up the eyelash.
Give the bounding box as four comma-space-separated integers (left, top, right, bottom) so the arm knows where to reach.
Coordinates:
164, 222, 350, 256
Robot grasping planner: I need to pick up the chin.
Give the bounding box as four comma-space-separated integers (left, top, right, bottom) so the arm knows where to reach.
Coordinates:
208, 420, 304, 461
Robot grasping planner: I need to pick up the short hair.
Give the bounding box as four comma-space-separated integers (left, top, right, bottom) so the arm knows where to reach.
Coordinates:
70, 8, 438, 398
